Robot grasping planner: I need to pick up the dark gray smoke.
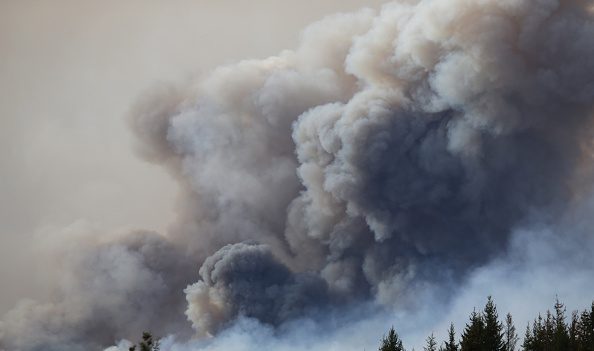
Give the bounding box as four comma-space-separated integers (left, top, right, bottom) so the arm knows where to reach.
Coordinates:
185, 243, 329, 337
3, 0, 594, 350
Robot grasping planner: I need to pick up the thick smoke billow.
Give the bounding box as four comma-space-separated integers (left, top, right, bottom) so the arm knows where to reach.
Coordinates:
185, 243, 328, 337
3, 0, 594, 350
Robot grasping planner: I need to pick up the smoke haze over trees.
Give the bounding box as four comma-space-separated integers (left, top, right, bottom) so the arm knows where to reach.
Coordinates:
2, 0, 594, 350
375, 298, 594, 351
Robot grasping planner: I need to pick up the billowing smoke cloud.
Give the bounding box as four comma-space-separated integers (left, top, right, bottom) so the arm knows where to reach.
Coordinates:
185, 243, 329, 337
3, 0, 594, 350
0, 226, 195, 351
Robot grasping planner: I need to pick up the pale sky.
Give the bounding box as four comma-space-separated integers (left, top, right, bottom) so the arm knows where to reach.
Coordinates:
0, 0, 386, 314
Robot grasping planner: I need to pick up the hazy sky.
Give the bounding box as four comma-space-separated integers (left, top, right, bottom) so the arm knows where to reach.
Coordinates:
0, 0, 385, 314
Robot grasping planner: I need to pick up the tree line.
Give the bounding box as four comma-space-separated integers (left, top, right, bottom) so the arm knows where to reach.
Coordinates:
379, 297, 594, 351
127, 296, 593, 351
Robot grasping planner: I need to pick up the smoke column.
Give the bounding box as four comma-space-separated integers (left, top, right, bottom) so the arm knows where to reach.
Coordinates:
3, 0, 594, 350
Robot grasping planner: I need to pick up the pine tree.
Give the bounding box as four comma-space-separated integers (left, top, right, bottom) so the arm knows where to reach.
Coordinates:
569, 311, 579, 351
379, 326, 405, 351
527, 305, 572, 351
443, 323, 458, 351
523, 323, 535, 351
483, 296, 505, 351
544, 310, 555, 348
577, 303, 594, 351
553, 298, 570, 351
129, 332, 160, 351
461, 309, 485, 351
587, 302, 594, 351
504, 313, 518, 351
533, 314, 546, 351
425, 334, 437, 351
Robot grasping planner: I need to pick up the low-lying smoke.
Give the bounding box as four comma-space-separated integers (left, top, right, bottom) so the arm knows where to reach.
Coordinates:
3, 0, 594, 350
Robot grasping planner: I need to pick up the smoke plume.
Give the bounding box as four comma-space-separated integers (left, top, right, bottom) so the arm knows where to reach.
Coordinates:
3, 0, 594, 350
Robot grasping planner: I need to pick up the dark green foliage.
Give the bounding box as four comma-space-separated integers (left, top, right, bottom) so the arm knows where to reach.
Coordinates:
457, 297, 585, 351
460, 309, 484, 351
380, 326, 405, 351
377, 298, 594, 351
129, 331, 160, 351
483, 296, 505, 351
569, 311, 579, 351
574, 303, 594, 351
459, 297, 505, 351
425, 334, 437, 351
523, 323, 534, 351
505, 313, 518, 351
553, 298, 570, 351
443, 323, 458, 351
508, 300, 593, 351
